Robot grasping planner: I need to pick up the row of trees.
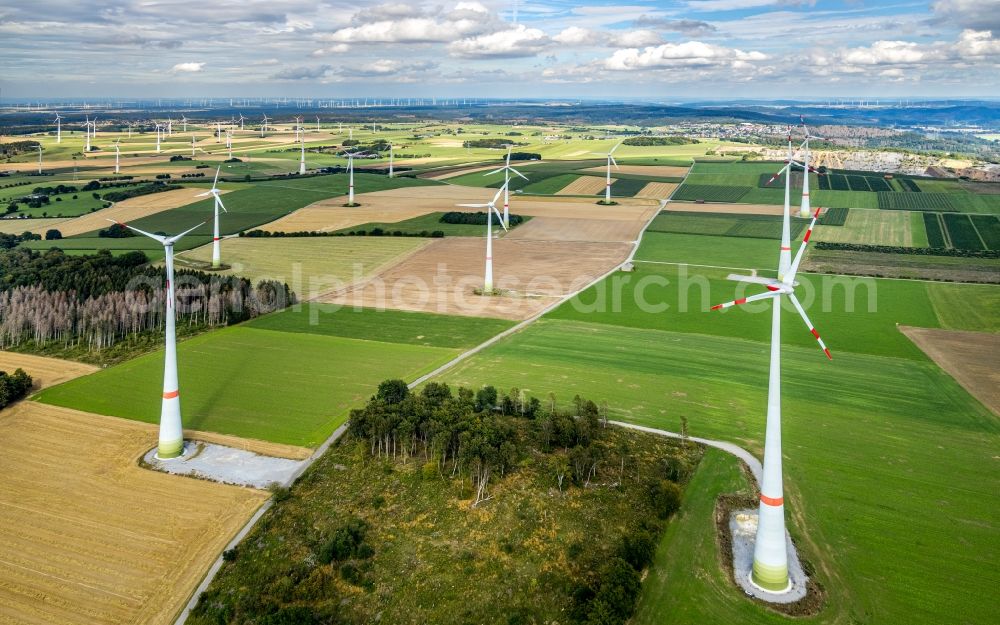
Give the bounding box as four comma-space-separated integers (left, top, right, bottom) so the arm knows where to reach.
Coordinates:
439, 211, 525, 226
0, 248, 291, 352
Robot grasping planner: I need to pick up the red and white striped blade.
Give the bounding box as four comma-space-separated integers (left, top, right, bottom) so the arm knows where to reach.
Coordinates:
788, 292, 831, 359
710, 290, 779, 311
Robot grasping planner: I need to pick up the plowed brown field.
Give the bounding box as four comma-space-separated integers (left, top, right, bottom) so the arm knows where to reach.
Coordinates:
900, 326, 1000, 415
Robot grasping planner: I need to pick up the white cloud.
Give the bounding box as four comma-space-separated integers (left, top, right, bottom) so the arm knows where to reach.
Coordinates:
553, 26, 602, 46
841, 40, 929, 65
311, 43, 350, 56
171, 62, 204, 72
324, 2, 494, 44
609, 29, 662, 48
955, 29, 1000, 57
449, 25, 550, 59
604, 41, 766, 70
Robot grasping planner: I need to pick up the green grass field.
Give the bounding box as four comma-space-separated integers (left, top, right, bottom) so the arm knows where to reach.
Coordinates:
650, 212, 807, 241
814, 208, 919, 246
246, 304, 515, 349
174, 236, 429, 286
35, 325, 460, 447
436, 318, 999, 625
635, 231, 780, 269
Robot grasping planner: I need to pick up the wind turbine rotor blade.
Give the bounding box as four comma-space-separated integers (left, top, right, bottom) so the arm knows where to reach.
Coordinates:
106, 219, 166, 243
490, 184, 506, 207
457, 203, 489, 209
788, 292, 832, 359
167, 221, 207, 244
483, 167, 505, 177
492, 205, 508, 231
710, 290, 781, 311
610, 155, 619, 169
610, 142, 622, 154
510, 166, 528, 181
194, 190, 213, 197
212, 166, 220, 188
725, 274, 782, 287
786, 207, 822, 282
216, 195, 228, 213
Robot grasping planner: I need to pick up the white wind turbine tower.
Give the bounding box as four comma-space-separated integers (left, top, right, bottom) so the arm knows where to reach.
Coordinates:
54, 113, 63, 143
591, 142, 621, 204
36, 146, 42, 174
316, 116, 320, 132
387, 142, 394, 178
181, 115, 188, 132
167, 117, 173, 136
294, 116, 303, 142
710, 206, 830, 593
195, 167, 228, 268
456, 182, 509, 293
216, 121, 222, 143
107, 219, 204, 459
341, 149, 366, 205
113, 138, 121, 174
763, 127, 810, 279
226, 129, 233, 159
155, 123, 163, 153
260, 114, 270, 138
299, 134, 306, 175
83, 117, 93, 152
90, 116, 97, 139
484, 145, 528, 227
798, 116, 823, 219
238, 114, 245, 131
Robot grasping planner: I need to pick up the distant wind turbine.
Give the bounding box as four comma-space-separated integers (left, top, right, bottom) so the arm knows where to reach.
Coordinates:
798, 116, 823, 218
36, 145, 42, 174
590, 142, 621, 204
113, 138, 121, 174
195, 167, 228, 268
54, 113, 63, 143
181, 115, 188, 132
342, 149, 366, 205
107, 219, 205, 459
457, 182, 510, 294
710, 205, 830, 593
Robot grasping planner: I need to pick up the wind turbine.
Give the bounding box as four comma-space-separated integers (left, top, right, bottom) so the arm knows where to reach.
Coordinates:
155, 123, 162, 153
167, 117, 173, 136
294, 116, 303, 142
457, 182, 509, 294
36, 146, 42, 174
387, 142, 394, 178
798, 116, 824, 219
113, 138, 121, 174
226, 129, 233, 159
83, 117, 93, 152
591, 142, 621, 204
316, 116, 320, 132
238, 113, 245, 131
710, 206, 830, 593
341, 149, 366, 205
90, 116, 97, 139
299, 135, 307, 175
763, 127, 812, 279
216, 121, 222, 143
107, 219, 205, 459
260, 114, 270, 138
484, 145, 528, 227
54, 113, 63, 143
195, 167, 228, 268
181, 114, 188, 132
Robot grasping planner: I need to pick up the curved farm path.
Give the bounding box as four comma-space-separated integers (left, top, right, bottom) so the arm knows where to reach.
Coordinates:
178, 166, 788, 622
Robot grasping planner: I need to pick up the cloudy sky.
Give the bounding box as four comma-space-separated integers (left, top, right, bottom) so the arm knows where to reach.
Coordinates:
2, 0, 999, 99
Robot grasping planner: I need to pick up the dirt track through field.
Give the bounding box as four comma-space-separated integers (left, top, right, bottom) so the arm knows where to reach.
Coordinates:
899, 326, 1000, 415
556, 176, 610, 195
0, 403, 267, 625
39, 187, 226, 237
0, 351, 98, 390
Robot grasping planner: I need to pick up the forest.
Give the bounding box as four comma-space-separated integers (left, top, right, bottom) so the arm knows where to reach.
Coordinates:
190, 381, 701, 625
0, 248, 291, 357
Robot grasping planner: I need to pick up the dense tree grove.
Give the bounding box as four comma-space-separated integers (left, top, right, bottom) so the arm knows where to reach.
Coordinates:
439, 211, 525, 226
622, 136, 698, 146
0, 368, 32, 409
0, 248, 291, 352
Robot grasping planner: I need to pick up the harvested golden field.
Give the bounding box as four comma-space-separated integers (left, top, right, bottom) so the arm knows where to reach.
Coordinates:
52, 187, 228, 237
175, 236, 430, 297
666, 201, 785, 215
900, 326, 1000, 415
635, 182, 678, 199
0, 403, 267, 625
581, 164, 689, 177
0, 218, 68, 235
556, 175, 611, 195
507, 210, 656, 243
0, 351, 98, 390
260, 201, 439, 233
319, 237, 631, 320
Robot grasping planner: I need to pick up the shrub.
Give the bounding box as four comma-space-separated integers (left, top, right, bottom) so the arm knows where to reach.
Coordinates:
376, 379, 409, 404
44, 229, 62, 241
647, 479, 682, 520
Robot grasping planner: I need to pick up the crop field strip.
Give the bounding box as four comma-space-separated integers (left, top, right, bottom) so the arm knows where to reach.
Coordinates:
672, 184, 751, 202
878, 192, 957, 211
649, 211, 807, 240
